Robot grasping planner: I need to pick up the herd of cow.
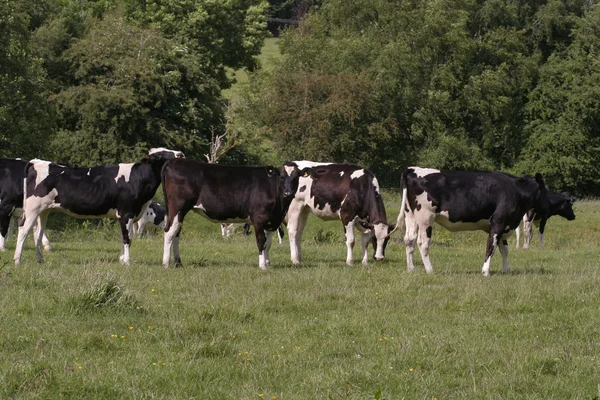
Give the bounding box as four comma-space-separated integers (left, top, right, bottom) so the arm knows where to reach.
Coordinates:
0, 148, 576, 275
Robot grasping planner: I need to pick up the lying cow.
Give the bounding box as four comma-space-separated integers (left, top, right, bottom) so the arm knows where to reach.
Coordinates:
287, 161, 391, 266
135, 202, 166, 238
515, 191, 576, 249
0, 158, 50, 252
13, 148, 184, 265
391, 167, 553, 276
161, 160, 308, 269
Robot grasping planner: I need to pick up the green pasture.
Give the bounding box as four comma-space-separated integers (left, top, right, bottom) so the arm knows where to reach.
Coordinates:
1, 193, 600, 399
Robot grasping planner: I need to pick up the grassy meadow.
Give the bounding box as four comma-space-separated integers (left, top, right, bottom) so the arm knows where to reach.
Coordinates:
1, 192, 600, 399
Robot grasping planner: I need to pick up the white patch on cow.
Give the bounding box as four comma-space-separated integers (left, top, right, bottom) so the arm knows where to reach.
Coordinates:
340, 171, 345, 177
344, 219, 356, 265
373, 223, 387, 260
284, 165, 295, 176
436, 211, 489, 232
59, 171, 64, 175
163, 214, 181, 268
149, 147, 184, 158
293, 160, 331, 169
372, 177, 380, 194
115, 163, 134, 183
31, 159, 52, 188
193, 204, 206, 212
481, 234, 498, 276
87, 168, 91, 176
412, 167, 441, 178
350, 169, 365, 179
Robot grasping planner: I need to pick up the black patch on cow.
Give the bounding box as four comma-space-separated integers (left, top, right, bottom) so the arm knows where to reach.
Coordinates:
299, 185, 306, 192
503, 240, 508, 246
416, 203, 421, 211
426, 226, 432, 238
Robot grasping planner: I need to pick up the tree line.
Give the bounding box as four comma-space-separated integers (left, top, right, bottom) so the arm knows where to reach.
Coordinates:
1, 0, 599, 194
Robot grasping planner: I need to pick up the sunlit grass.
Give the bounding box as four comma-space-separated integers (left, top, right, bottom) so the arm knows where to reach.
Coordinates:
1, 195, 599, 398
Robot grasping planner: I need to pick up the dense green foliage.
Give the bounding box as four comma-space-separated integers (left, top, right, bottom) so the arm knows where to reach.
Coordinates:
233, 0, 600, 192
2, 0, 268, 165
1, 195, 599, 398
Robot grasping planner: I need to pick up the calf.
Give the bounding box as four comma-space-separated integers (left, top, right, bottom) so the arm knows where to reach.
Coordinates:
515, 191, 576, 248
0, 158, 50, 252
135, 202, 166, 238
13, 148, 184, 265
391, 167, 550, 276
161, 160, 308, 269
287, 161, 391, 266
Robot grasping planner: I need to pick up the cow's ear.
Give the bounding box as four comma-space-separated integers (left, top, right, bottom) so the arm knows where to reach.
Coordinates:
266, 166, 278, 177
535, 173, 545, 186
300, 167, 312, 178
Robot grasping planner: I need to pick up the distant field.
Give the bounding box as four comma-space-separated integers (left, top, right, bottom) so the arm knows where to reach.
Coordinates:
224, 37, 282, 100
1, 193, 599, 399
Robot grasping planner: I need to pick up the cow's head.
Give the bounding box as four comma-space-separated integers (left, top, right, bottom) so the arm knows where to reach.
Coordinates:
552, 191, 576, 221
148, 147, 185, 160
359, 221, 395, 261
278, 162, 312, 199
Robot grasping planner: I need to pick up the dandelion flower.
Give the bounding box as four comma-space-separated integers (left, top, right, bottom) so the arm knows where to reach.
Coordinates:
128, 326, 134, 330
409, 368, 414, 372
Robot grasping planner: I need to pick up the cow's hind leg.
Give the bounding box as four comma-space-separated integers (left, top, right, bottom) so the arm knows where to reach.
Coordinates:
404, 214, 418, 272
498, 238, 510, 273
343, 218, 357, 266
356, 223, 372, 265
32, 212, 50, 263
417, 220, 434, 274
0, 214, 11, 252
14, 203, 45, 265
163, 210, 186, 268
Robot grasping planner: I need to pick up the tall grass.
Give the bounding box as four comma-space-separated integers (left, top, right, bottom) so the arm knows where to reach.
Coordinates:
1, 194, 599, 399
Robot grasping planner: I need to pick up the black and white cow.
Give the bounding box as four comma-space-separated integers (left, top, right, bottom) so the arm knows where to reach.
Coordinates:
13, 148, 184, 265
0, 158, 50, 252
287, 161, 391, 266
161, 159, 308, 269
515, 191, 576, 249
135, 202, 166, 238
391, 167, 551, 276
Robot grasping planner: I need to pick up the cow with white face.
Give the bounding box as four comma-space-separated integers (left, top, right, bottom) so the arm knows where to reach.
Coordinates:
135, 202, 166, 238
0, 158, 50, 252
287, 161, 391, 266
161, 160, 309, 269
391, 167, 550, 276
13, 148, 184, 265
515, 191, 576, 249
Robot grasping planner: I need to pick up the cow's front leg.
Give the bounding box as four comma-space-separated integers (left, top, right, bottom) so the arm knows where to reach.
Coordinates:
118, 216, 134, 265
356, 223, 372, 265
286, 203, 309, 265
538, 217, 547, 249
33, 212, 50, 263
14, 206, 43, 265
343, 218, 357, 266
482, 224, 503, 276
253, 223, 270, 269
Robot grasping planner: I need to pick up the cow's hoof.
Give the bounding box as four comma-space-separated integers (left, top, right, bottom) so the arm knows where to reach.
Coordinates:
163, 263, 170, 269
44, 246, 52, 252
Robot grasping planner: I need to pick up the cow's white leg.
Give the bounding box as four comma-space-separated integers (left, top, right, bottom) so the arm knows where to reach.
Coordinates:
287, 202, 309, 265
163, 214, 181, 268
404, 216, 418, 272
33, 212, 50, 263
259, 230, 273, 269
523, 219, 533, 249
220, 223, 227, 237
515, 221, 521, 248
136, 221, 146, 239
481, 233, 498, 276
14, 208, 42, 265
499, 238, 510, 273
0, 217, 11, 251
119, 218, 134, 266
344, 219, 356, 266
417, 223, 434, 274
360, 229, 371, 265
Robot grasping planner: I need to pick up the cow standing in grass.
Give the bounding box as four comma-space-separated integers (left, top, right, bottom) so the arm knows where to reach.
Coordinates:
286, 161, 391, 266
515, 191, 576, 249
0, 158, 51, 252
135, 202, 166, 238
13, 148, 184, 265
391, 167, 552, 276
161, 160, 308, 269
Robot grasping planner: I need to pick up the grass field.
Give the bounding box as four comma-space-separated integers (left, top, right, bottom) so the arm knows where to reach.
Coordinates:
1, 193, 600, 399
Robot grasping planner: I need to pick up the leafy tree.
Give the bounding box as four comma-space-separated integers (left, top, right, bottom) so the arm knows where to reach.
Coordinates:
0, 0, 55, 158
